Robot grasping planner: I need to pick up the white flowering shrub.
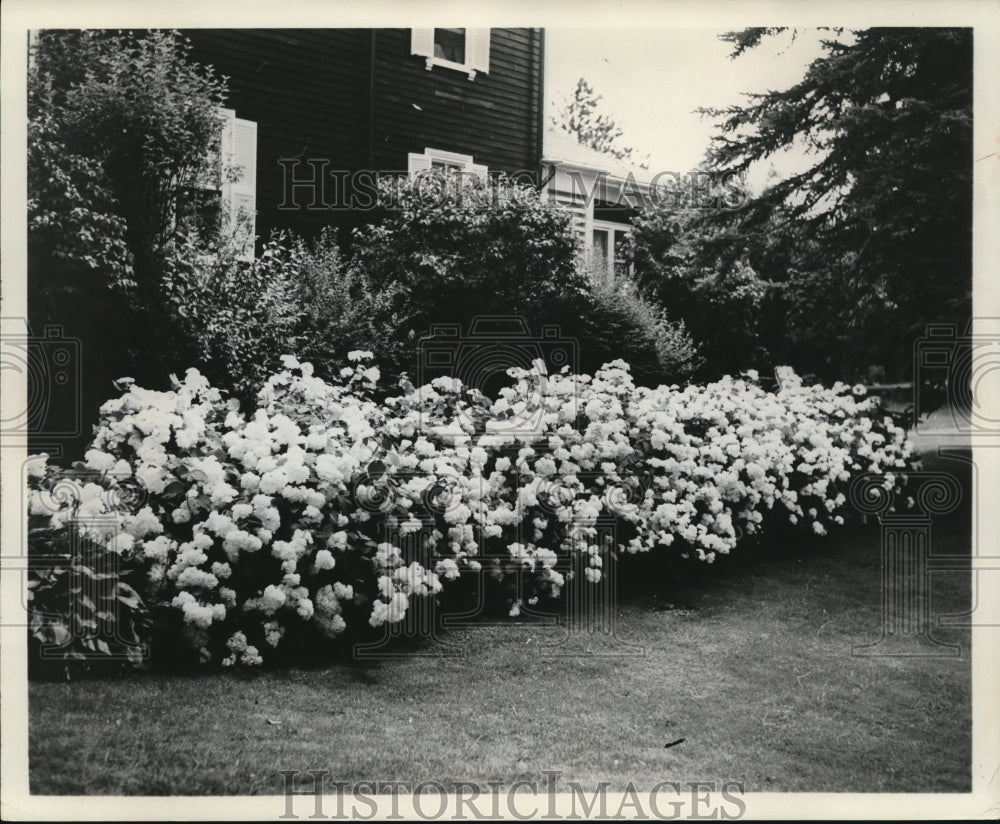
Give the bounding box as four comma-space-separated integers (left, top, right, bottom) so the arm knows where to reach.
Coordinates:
26, 353, 914, 667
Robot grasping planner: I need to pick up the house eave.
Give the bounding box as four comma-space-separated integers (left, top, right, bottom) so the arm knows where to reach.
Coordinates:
541, 156, 654, 192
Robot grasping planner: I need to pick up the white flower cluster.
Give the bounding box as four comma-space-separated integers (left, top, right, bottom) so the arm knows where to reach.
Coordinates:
26, 354, 913, 665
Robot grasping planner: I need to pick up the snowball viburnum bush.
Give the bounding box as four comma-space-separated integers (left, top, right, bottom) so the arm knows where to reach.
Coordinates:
26, 353, 914, 665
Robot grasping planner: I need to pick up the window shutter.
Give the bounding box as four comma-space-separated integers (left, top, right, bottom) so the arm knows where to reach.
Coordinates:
408, 151, 433, 179
223, 114, 257, 258
468, 29, 491, 74
204, 107, 237, 191
218, 107, 236, 190
411, 28, 434, 58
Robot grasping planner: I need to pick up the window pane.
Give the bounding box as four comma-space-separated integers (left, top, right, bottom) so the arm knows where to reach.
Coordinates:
434, 28, 466, 63
592, 229, 609, 266
613, 230, 629, 272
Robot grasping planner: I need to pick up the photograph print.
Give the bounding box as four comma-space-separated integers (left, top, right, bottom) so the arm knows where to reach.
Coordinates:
2, 2, 998, 820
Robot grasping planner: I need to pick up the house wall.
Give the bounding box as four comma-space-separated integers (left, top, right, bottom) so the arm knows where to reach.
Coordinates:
182, 28, 544, 247
369, 28, 543, 175
544, 162, 593, 237
543, 162, 644, 271
183, 29, 371, 243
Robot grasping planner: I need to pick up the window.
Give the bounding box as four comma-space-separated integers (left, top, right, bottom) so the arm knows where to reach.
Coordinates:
592, 229, 609, 267
408, 147, 487, 181
434, 28, 465, 63
411, 28, 491, 79
591, 221, 632, 275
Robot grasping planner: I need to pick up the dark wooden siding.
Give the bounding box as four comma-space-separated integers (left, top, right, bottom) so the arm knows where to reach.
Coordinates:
370, 28, 542, 175
182, 28, 543, 245
183, 28, 372, 243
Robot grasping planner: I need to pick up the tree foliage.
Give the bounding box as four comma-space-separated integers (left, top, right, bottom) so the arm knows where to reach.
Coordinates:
552, 78, 649, 167
349, 172, 588, 379
628, 176, 787, 380
28, 29, 232, 400
690, 27, 973, 380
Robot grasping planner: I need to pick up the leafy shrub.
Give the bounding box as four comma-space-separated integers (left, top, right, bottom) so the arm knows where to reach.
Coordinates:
580, 264, 701, 385
349, 171, 588, 378
161, 227, 411, 404
161, 233, 305, 405
291, 229, 412, 387
26, 459, 150, 678
27, 354, 915, 668
346, 170, 699, 388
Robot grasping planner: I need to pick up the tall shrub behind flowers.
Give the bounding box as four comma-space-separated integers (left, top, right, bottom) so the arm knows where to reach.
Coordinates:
26, 354, 914, 668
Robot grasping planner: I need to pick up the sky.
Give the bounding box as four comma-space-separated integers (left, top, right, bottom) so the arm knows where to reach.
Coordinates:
545, 28, 829, 187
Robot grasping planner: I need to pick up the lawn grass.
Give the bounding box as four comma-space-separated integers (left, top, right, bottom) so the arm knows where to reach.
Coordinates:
29, 455, 973, 796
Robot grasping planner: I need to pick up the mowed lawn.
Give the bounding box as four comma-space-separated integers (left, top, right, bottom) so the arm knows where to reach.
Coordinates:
29, 455, 973, 795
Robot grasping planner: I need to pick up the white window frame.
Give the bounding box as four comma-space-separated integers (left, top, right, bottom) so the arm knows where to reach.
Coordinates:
411, 28, 491, 80
407, 147, 488, 181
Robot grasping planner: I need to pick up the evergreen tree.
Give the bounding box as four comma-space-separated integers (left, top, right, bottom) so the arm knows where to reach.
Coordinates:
695, 27, 972, 380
